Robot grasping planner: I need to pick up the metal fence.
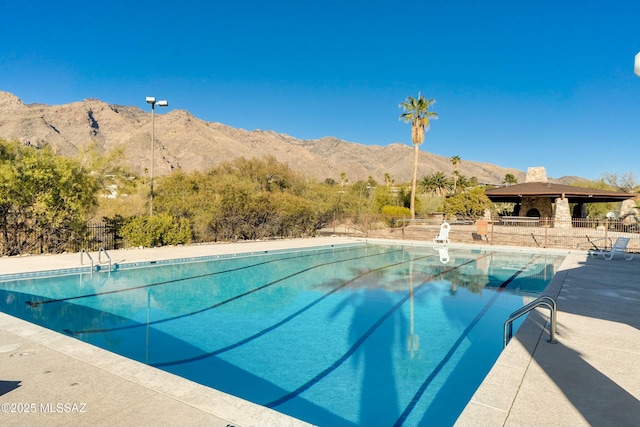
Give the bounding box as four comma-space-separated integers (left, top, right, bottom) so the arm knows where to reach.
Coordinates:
0, 223, 123, 256
482, 218, 640, 252
66, 223, 125, 253
5, 216, 640, 256
323, 215, 640, 253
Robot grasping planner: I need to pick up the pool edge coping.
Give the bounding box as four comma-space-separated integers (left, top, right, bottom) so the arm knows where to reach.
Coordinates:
0, 237, 574, 426
452, 251, 580, 427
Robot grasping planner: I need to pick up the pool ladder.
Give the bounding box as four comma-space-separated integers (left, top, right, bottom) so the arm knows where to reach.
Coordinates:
80, 247, 112, 276
503, 295, 557, 348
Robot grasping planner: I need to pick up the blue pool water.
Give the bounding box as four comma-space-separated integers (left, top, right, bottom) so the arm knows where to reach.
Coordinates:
0, 243, 565, 426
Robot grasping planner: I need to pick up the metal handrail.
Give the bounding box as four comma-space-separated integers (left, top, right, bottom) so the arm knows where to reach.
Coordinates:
504, 295, 557, 348
80, 248, 94, 277
98, 247, 112, 275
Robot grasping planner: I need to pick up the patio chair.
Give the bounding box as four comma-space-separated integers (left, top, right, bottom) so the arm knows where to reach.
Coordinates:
591, 237, 634, 261
433, 222, 451, 245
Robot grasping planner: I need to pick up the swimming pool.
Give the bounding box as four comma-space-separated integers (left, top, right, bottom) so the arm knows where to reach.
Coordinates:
0, 243, 565, 426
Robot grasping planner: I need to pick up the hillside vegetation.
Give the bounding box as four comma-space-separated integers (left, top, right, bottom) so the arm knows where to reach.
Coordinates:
0, 91, 526, 184
0, 137, 634, 255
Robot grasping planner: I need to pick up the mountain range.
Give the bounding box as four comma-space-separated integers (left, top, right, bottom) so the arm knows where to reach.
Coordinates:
0, 90, 573, 185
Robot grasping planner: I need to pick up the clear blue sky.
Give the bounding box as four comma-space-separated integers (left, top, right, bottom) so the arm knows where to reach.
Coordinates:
2, 0, 639, 180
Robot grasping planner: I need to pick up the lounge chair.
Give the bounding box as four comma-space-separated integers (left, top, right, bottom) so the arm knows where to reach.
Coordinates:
591, 237, 634, 261
433, 222, 451, 245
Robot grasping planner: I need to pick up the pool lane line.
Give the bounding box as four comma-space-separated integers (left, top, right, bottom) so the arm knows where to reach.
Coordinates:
24, 245, 383, 308
26, 245, 369, 307
152, 252, 439, 367
264, 254, 489, 410
393, 254, 544, 427
63, 247, 410, 336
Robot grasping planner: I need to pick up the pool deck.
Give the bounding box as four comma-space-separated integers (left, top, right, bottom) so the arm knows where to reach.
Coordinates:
0, 237, 638, 426
455, 245, 640, 427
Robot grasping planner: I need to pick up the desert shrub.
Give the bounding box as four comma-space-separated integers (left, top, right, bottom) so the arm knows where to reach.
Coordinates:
416, 194, 444, 215
381, 205, 411, 226
121, 213, 191, 247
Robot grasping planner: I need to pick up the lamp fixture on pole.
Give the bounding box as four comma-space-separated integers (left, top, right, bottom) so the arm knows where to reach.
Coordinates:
146, 96, 168, 216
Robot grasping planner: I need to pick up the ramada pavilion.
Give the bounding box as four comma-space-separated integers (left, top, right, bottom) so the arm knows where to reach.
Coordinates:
485, 167, 638, 228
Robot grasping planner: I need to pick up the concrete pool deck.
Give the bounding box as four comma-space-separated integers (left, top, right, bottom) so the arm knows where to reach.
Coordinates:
0, 237, 638, 426
455, 246, 640, 427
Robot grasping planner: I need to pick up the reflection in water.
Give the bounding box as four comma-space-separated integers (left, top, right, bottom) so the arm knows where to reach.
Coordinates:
0, 245, 566, 427
435, 246, 450, 264
145, 289, 150, 364
330, 290, 406, 426
407, 259, 419, 359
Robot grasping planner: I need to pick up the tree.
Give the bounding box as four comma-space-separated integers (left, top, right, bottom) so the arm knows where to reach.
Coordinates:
77, 141, 138, 199
0, 139, 99, 255
384, 173, 394, 187
339, 171, 349, 188
399, 94, 438, 219
451, 155, 461, 193
600, 172, 638, 193
503, 173, 518, 185
217, 156, 299, 193
444, 187, 492, 218
570, 178, 625, 219
151, 156, 328, 243
454, 174, 471, 193
418, 171, 451, 196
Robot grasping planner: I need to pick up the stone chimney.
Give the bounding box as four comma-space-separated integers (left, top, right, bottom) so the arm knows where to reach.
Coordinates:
525, 167, 547, 183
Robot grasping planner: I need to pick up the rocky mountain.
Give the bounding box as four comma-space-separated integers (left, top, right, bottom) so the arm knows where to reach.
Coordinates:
0, 90, 529, 184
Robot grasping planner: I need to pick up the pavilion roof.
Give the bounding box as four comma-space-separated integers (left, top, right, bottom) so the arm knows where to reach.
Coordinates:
484, 182, 636, 203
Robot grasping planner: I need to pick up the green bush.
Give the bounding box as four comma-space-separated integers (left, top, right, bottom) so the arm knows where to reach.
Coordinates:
444, 187, 491, 217
381, 205, 411, 226
121, 213, 191, 247
0, 139, 99, 255
416, 194, 444, 215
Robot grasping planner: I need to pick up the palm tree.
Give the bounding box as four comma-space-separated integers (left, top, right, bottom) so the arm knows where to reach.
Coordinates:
418, 172, 451, 196
455, 174, 470, 192
451, 155, 461, 194
430, 171, 451, 196
384, 172, 394, 187
399, 94, 438, 219
340, 171, 349, 188
418, 175, 432, 195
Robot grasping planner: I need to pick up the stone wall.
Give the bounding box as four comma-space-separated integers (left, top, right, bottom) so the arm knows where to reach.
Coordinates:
521, 196, 553, 217
554, 197, 572, 229
521, 167, 573, 228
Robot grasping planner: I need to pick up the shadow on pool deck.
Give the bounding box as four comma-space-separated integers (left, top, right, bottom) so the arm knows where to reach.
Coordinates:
455, 251, 640, 427
0, 380, 21, 396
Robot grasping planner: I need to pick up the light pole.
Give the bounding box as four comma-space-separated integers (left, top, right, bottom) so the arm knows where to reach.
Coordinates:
635, 52, 640, 77
145, 96, 168, 216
